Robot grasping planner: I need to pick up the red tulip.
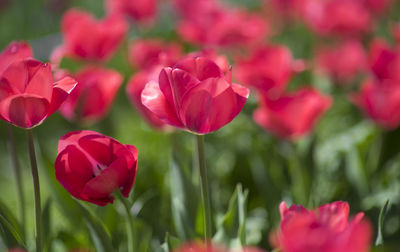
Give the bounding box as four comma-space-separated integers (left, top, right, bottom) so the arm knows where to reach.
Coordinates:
177, 7, 268, 47
315, 40, 367, 83
129, 39, 182, 70
61, 9, 128, 61
105, 0, 156, 22
0, 58, 77, 128
55, 130, 138, 206
272, 201, 372, 252
141, 57, 249, 134
369, 38, 400, 82
235, 45, 303, 95
175, 242, 265, 252
253, 88, 332, 139
352, 79, 400, 129
363, 0, 393, 14
0, 41, 32, 75
301, 0, 371, 37
59, 66, 123, 123
126, 66, 168, 129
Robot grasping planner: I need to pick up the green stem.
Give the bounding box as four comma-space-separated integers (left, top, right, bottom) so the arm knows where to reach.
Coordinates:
115, 191, 135, 252
195, 134, 212, 242
7, 125, 25, 239
26, 129, 42, 252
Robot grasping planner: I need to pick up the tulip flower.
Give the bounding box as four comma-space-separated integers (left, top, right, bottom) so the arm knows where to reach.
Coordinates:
55, 130, 138, 206
129, 39, 182, 70
0, 58, 77, 129
175, 242, 265, 252
0, 41, 32, 75
126, 67, 168, 129
59, 66, 123, 123
272, 201, 372, 252
253, 88, 332, 139
301, 0, 371, 37
105, 0, 156, 22
315, 40, 367, 83
352, 79, 400, 129
61, 9, 128, 61
235, 45, 304, 95
187, 49, 229, 74
369, 38, 400, 82
141, 56, 249, 134
177, 7, 268, 47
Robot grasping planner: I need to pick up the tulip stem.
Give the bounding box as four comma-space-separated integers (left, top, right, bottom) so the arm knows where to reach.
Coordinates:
115, 191, 135, 252
7, 124, 26, 239
26, 129, 42, 252
195, 134, 212, 242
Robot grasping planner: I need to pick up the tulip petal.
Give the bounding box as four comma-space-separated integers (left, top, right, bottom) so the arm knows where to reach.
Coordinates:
0, 94, 49, 128
180, 78, 248, 134
120, 144, 138, 197
24, 62, 53, 101
174, 57, 223, 81
142, 80, 183, 127
0, 41, 33, 75
48, 76, 77, 116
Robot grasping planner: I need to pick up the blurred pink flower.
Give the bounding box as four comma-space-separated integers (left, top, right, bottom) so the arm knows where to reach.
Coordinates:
352, 78, 400, 129
315, 40, 367, 83
129, 39, 182, 70
59, 66, 123, 123
105, 0, 156, 23
369, 38, 400, 82
61, 9, 128, 61
272, 201, 372, 252
254, 88, 331, 139
235, 44, 304, 96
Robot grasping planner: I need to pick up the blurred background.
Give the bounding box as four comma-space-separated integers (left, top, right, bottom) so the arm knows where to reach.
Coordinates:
0, 0, 400, 251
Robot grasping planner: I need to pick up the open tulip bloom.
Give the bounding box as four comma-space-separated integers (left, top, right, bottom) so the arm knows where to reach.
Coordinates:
141, 56, 249, 135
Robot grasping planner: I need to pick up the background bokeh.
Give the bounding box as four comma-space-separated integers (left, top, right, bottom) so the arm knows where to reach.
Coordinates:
0, 0, 399, 251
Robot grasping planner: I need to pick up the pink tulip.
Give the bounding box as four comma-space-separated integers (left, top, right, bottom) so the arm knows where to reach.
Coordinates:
272, 201, 372, 252
315, 40, 367, 83
59, 66, 123, 123
253, 88, 332, 139
141, 57, 249, 134
0, 58, 76, 128
235, 45, 303, 95
129, 39, 182, 70
105, 0, 156, 22
61, 9, 128, 61
352, 79, 400, 129
369, 38, 400, 82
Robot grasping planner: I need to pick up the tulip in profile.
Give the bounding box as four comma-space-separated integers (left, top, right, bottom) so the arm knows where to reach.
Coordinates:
0, 59, 77, 128
106, 0, 156, 23
315, 40, 367, 83
253, 88, 332, 139
55, 130, 138, 206
272, 201, 372, 252
129, 39, 182, 70
61, 9, 128, 61
352, 79, 400, 129
141, 56, 249, 134
369, 38, 400, 82
235, 45, 304, 95
59, 66, 123, 123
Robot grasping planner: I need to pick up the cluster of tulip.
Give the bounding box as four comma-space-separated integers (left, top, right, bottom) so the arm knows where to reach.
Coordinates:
0, 0, 399, 251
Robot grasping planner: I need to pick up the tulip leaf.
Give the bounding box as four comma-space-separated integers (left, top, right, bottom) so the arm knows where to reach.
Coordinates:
375, 200, 390, 246
169, 136, 199, 240
213, 184, 248, 249
76, 202, 114, 252
0, 201, 25, 249
160, 233, 182, 252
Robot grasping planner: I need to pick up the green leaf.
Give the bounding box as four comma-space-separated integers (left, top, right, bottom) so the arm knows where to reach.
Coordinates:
213, 184, 248, 249
0, 201, 25, 249
375, 200, 390, 246
76, 201, 114, 252
169, 135, 199, 240
160, 233, 182, 252
42, 199, 52, 252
